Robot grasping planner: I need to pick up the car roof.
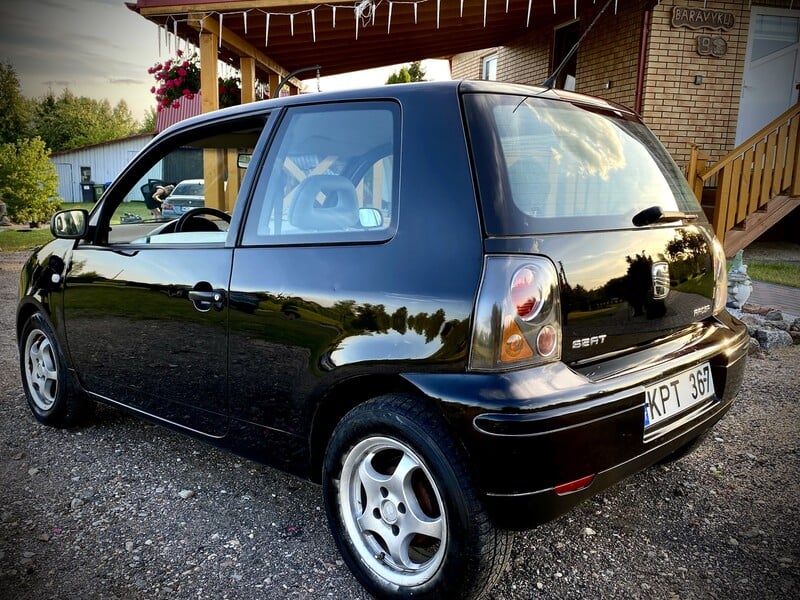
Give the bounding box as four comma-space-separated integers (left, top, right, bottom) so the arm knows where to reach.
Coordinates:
152, 79, 637, 143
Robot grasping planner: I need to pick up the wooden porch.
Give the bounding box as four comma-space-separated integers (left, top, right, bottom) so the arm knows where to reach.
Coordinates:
687, 104, 800, 258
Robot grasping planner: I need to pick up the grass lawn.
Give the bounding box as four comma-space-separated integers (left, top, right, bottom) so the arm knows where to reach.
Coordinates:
0, 201, 154, 252
746, 262, 800, 289
0, 227, 54, 252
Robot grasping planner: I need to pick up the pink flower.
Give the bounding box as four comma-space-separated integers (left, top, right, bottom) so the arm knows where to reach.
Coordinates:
172, 100, 181, 108
178, 68, 186, 77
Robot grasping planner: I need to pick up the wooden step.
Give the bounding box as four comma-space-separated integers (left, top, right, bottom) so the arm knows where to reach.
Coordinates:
723, 195, 800, 257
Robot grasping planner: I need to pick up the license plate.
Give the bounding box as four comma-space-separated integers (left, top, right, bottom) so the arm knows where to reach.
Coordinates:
644, 363, 715, 428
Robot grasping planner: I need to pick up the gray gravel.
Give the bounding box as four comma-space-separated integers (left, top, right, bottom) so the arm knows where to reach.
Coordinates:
1, 249, 798, 599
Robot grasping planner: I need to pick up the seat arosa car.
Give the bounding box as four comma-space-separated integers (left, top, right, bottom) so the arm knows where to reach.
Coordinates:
18, 80, 748, 600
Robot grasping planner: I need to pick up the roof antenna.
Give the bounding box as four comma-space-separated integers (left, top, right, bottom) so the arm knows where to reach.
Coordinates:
543, 0, 615, 89
273, 64, 322, 98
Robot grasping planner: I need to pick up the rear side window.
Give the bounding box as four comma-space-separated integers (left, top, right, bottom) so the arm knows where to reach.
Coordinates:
242, 101, 399, 245
464, 93, 702, 235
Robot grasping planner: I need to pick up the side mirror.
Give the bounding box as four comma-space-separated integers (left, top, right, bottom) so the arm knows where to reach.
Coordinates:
237, 153, 252, 169
51, 209, 89, 239
358, 207, 383, 229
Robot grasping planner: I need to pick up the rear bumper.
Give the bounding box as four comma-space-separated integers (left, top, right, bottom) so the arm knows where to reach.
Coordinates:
403, 313, 749, 529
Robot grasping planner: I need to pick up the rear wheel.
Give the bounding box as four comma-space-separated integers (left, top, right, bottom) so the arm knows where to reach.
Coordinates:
19, 312, 92, 427
322, 394, 511, 600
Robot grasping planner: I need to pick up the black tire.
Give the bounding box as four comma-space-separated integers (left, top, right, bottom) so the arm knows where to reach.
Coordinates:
19, 312, 92, 427
322, 394, 512, 600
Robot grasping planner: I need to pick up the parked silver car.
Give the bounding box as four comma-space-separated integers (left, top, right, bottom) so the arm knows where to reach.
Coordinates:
161, 179, 204, 218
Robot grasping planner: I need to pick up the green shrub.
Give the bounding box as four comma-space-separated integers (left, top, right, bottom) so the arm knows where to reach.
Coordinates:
0, 137, 60, 224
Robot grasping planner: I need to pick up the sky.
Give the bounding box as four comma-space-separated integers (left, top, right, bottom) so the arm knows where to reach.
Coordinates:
0, 0, 451, 122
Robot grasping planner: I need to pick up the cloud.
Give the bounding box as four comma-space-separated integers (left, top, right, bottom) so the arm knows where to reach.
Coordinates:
0, 0, 163, 118
109, 78, 145, 85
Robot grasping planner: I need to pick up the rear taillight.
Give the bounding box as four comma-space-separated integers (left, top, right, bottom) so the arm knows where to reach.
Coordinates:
162, 202, 173, 211
711, 237, 728, 315
469, 256, 562, 371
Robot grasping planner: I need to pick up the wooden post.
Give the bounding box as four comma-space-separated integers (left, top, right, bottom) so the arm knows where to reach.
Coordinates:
199, 32, 219, 114
269, 72, 279, 98
240, 56, 256, 104
198, 31, 224, 211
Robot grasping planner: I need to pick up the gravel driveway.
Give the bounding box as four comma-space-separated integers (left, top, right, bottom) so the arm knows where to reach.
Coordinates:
1, 249, 798, 599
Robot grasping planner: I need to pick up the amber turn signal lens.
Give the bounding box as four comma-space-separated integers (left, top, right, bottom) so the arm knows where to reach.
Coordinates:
500, 319, 534, 363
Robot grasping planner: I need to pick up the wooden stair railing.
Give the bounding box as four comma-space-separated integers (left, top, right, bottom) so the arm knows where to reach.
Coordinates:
687, 103, 800, 252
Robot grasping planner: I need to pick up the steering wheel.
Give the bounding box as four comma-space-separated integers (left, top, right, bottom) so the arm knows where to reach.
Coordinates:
175, 207, 231, 232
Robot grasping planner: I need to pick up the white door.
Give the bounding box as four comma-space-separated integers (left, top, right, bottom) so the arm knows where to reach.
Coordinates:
736, 7, 800, 145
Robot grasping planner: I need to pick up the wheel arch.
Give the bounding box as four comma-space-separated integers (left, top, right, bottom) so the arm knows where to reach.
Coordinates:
307, 374, 442, 483
16, 298, 49, 343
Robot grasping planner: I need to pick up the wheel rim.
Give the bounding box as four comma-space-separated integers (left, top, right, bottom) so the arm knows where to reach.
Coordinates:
339, 436, 447, 587
24, 328, 59, 411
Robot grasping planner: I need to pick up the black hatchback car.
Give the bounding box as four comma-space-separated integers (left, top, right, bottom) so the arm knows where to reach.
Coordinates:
18, 80, 748, 600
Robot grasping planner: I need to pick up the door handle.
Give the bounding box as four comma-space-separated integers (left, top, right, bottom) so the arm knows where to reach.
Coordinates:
188, 289, 226, 312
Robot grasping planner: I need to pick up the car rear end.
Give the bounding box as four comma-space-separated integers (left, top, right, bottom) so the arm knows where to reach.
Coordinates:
161, 179, 205, 218
444, 82, 748, 527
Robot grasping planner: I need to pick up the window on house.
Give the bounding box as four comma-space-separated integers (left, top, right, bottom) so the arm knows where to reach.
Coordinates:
482, 54, 498, 81
553, 21, 580, 90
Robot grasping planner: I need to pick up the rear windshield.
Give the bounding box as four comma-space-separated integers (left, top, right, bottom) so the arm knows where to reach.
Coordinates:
463, 93, 702, 235
172, 181, 204, 196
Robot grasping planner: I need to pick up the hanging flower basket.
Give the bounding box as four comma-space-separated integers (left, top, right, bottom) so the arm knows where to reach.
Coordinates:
148, 50, 242, 111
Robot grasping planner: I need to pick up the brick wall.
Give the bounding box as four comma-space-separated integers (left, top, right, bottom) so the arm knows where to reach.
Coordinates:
450, 48, 499, 80
641, 0, 749, 167
496, 31, 550, 85
574, 2, 645, 108
452, 2, 648, 104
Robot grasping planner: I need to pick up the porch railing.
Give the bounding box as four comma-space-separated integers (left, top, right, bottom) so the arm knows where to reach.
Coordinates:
687, 103, 800, 243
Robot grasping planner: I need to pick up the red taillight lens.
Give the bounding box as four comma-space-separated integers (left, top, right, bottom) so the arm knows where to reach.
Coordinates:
510, 267, 541, 320
536, 325, 557, 357
469, 256, 562, 371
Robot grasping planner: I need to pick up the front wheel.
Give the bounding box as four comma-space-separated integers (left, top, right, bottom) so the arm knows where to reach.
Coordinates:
19, 312, 92, 427
322, 394, 511, 600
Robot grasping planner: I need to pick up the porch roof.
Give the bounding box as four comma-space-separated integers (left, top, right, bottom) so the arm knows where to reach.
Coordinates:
127, 0, 622, 82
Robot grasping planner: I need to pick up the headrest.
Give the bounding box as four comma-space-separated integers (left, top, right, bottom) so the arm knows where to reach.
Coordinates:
288, 174, 359, 231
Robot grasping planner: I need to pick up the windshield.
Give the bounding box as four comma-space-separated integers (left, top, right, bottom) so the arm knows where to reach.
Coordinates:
463, 93, 703, 235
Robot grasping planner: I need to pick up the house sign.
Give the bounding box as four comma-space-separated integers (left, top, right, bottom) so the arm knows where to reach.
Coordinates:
672, 7, 735, 31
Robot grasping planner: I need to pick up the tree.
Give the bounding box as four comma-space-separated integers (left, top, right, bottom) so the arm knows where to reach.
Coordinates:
0, 62, 32, 144
385, 61, 426, 84
139, 107, 157, 133
408, 61, 426, 82
0, 137, 60, 224
31, 90, 138, 152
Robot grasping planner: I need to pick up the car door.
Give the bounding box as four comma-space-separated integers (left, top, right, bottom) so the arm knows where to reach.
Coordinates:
61, 116, 270, 438
227, 102, 402, 447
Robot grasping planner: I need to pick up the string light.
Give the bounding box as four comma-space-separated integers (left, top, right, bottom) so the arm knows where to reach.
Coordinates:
150, 1, 624, 47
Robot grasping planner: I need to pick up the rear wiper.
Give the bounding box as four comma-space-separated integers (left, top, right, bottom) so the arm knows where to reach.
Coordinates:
632, 206, 698, 227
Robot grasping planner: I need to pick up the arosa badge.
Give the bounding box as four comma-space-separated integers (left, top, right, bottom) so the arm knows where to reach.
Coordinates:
652, 262, 670, 299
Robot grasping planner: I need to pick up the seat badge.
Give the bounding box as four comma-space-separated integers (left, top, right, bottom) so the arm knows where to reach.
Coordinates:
652, 262, 670, 300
